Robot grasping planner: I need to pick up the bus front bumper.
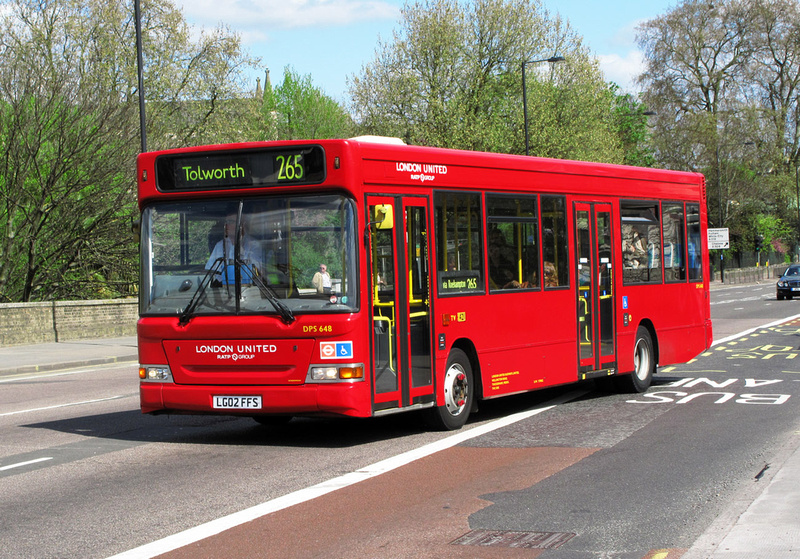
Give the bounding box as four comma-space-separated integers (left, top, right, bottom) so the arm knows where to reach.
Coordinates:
140, 381, 370, 418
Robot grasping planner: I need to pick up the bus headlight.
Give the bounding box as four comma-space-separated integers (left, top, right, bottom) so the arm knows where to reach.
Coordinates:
308, 364, 364, 382
311, 367, 338, 380
139, 365, 173, 382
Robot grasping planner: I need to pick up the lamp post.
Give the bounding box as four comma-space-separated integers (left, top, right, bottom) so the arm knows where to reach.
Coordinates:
522, 56, 564, 156
134, 0, 147, 153
715, 140, 754, 283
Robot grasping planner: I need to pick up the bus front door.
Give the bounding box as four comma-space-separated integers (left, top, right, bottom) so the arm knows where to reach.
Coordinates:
574, 202, 616, 378
367, 196, 434, 414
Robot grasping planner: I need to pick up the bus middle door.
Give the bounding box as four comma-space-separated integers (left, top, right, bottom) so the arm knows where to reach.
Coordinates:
367, 196, 434, 415
574, 202, 616, 379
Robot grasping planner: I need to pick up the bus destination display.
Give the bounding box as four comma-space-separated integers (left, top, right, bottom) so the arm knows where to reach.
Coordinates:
156, 145, 326, 191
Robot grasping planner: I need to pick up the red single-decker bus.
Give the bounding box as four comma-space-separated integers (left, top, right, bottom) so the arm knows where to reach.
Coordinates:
137, 137, 712, 429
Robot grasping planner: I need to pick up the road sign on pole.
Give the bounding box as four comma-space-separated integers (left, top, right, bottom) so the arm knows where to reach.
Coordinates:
708, 228, 729, 250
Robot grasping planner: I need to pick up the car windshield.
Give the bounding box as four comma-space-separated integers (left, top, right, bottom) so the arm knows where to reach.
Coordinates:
141, 194, 358, 318
785, 267, 800, 277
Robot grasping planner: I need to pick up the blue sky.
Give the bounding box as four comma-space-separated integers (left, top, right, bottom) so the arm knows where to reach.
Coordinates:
177, 0, 677, 103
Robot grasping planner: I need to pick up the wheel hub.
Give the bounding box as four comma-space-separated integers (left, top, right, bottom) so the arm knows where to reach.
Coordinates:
444, 365, 468, 415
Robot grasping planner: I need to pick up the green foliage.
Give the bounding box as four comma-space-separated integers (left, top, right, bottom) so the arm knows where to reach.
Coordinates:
754, 214, 793, 252
610, 85, 656, 167
255, 67, 355, 141
0, 0, 256, 302
637, 0, 800, 252
348, 0, 624, 162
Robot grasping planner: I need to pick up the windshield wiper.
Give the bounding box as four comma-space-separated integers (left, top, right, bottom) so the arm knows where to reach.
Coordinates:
178, 257, 225, 326
245, 260, 296, 325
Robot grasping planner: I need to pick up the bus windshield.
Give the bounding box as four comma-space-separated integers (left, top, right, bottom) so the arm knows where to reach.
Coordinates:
141, 194, 358, 317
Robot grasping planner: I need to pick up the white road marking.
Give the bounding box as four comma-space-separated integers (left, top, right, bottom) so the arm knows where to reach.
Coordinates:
0, 457, 53, 471
711, 313, 800, 346
107, 389, 586, 559
0, 363, 135, 384
0, 395, 129, 417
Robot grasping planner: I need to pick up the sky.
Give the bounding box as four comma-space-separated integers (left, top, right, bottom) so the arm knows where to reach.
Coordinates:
176, 0, 678, 103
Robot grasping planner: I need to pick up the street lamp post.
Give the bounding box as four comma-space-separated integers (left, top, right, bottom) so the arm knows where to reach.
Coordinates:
134, 0, 147, 153
522, 56, 564, 156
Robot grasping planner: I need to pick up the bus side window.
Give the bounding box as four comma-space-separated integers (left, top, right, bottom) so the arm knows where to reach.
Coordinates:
486, 194, 539, 291
621, 200, 662, 284
541, 195, 568, 288
686, 203, 703, 282
434, 191, 484, 295
662, 202, 686, 282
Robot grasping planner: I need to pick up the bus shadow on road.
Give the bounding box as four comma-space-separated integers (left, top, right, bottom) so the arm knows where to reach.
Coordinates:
23, 379, 667, 449
22, 407, 440, 449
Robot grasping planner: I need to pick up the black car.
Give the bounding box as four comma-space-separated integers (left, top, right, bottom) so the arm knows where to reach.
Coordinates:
776, 265, 800, 300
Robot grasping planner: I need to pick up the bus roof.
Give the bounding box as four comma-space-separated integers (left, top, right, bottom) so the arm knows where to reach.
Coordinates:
137, 138, 705, 206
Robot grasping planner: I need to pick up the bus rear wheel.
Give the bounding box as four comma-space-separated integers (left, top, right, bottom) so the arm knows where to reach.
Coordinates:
615, 326, 655, 393
426, 348, 473, 430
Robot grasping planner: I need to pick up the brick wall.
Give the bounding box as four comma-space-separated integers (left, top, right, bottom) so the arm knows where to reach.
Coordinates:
0, 299, 138, 346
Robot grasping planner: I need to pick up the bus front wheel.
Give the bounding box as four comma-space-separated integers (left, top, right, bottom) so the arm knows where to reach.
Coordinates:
427, 348, 473, 430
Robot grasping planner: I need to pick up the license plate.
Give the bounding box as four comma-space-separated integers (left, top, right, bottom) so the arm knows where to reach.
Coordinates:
213, 395, 262, 409
792, 288, 800, 292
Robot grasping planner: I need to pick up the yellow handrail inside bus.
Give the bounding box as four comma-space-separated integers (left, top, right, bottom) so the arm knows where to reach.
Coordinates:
372, 314, 394, 371
578, 286, 591, 345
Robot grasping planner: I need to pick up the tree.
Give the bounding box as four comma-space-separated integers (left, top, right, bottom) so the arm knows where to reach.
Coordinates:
252, 67, 354, 141
611, 86, 656, 167
0, 0, 257, 301
348, 0, 623, 162
637, 0, 800, 250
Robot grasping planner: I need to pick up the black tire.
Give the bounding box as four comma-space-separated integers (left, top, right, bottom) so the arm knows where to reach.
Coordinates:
614, 326, 655, 393
426, 348, 473, 430
777, 293, 785, 301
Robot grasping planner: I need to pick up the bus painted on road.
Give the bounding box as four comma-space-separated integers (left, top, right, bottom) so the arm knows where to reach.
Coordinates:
137, 137, 712, 429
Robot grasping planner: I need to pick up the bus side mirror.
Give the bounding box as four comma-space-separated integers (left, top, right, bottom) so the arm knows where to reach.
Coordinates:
373, 204, 394, 230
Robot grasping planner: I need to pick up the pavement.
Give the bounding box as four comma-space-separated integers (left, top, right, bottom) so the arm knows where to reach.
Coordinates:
0, 289, 798, 557
0, 336, 138, 376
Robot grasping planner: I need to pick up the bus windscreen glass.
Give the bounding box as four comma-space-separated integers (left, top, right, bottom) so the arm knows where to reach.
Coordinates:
140, 194, 358, 317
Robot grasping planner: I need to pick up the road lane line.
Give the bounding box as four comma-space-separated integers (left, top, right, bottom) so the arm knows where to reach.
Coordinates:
0, 362, 135, 383
0, 457, 53, 471
711, 313, 800, 347
107, 388, 587, 559
0, 395, 130, 417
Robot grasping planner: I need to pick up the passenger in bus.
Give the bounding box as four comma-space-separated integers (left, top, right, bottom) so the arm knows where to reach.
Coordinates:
544, 261, 559, 287
622, 225, 646, 268
488, 228, 518, 289
205, 213, 263, 283
447, 254, 457, 271
312, 264, 332, 294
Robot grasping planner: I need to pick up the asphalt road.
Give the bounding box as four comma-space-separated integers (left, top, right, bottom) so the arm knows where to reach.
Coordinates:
1, 282, 799, 558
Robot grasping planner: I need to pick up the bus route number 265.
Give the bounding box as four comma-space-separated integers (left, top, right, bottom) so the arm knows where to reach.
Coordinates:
276, 154, 304, 181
